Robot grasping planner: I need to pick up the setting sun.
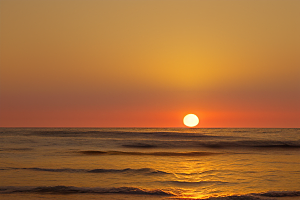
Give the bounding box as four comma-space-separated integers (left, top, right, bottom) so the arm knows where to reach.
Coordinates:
183, 114, 199, 127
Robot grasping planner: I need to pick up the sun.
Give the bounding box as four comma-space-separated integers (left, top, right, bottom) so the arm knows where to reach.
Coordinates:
183, 114, 199, 127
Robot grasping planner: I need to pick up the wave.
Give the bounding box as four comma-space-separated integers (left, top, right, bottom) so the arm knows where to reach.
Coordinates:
201, 195, 265, 200
122, 143, 157, 148
182, 191, 300, 199
30, 130, 179, 136
232, 130, 249, 133
257, 190, 300, 197
11, 167, 169, 175
79, 150, 221, 156
28, 129, 223, 139
199, 140, 300, 149
1, 186, 299, 199
120, 140, 300, 150
1, 148, 33, 151
6, 167, 235, 177
0, 186, 173, 196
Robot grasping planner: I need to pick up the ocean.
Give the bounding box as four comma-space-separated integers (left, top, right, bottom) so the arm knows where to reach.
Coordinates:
0, 128, 299, 200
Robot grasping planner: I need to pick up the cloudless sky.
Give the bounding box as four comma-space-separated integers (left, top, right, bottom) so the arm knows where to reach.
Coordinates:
1, 0, 299, 127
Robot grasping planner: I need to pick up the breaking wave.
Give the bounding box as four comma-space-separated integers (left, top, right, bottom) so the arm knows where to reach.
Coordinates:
122, 143, 157, 148
79, 150, 221, 156
257, 190, 300, 197
199, 140, 300, 149
0, 186, 174, 196
11, 167, 169, 175
1, 186, 299, 199
190, 191, 300, 199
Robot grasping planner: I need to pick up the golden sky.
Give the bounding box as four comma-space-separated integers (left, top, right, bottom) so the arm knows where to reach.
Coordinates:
1, 0, 299, 127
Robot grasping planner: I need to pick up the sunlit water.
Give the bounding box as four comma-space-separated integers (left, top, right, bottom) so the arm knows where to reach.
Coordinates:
0, 128, 299, 200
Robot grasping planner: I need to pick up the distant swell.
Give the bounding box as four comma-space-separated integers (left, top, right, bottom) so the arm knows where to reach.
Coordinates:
0, 186, 174, 196
122, 143, 157, 148
30, 130, 215, 139
200, 191, 300, 199
203, 196, 263, 200
200, 140, 300, 149
79, 151, 221, 156
12, 167, 169, 175
257, 190, 300, 197
203, 195, 264, 200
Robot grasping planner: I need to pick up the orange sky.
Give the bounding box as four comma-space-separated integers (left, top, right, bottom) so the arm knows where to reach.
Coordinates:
0, 0, 299, 127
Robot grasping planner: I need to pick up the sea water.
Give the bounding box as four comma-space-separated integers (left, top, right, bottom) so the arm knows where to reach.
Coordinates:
0, 128, 299, 200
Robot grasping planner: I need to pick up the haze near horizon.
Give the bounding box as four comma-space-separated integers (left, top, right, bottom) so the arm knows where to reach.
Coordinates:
0, 0, 299, 127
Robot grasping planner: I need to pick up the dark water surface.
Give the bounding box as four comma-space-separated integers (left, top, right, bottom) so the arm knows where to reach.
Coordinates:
0, 128, 299, 199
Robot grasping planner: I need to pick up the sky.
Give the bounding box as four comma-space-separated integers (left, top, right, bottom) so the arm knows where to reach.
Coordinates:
0, 0, 299, 128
